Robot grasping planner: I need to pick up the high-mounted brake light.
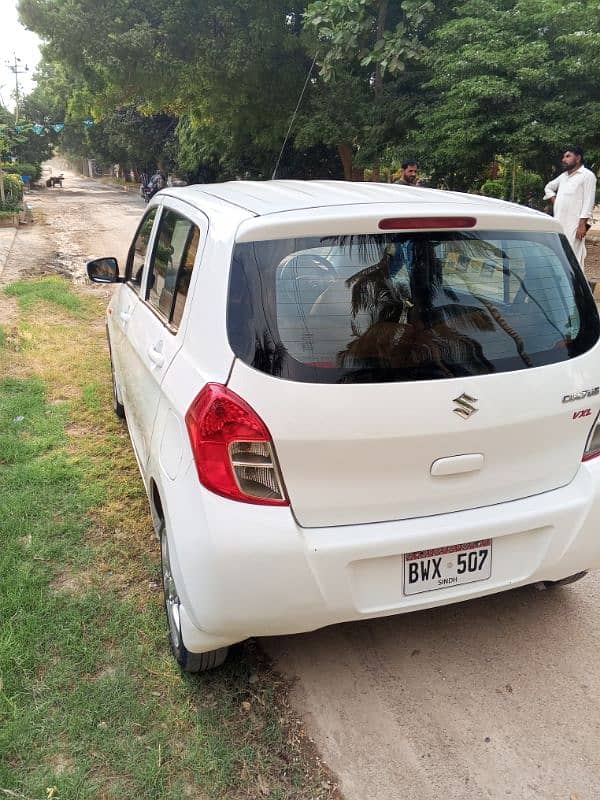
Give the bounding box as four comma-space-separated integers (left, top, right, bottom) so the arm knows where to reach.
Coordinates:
378, 216, 477, 230
185, 383, 288, 505
583, 411, 600, 461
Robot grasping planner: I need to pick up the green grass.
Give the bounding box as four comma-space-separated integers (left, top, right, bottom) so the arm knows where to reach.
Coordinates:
5, 276, 89, 316
0, 279, 337, 800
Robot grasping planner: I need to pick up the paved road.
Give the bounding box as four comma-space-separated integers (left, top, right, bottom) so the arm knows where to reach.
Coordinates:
7, 169, 600, 800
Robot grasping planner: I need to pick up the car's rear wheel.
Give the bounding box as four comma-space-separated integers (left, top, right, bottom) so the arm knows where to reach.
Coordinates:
159, 522, 229, 672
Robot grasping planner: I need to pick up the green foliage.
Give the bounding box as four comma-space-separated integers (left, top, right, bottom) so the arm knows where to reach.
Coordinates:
2, 174, 24, 203
480, 159, 545, 206
302, 0, 444, 177
414, 0, 600, 187
19, 0, 318, 178
99, 107, 176, 172
10, 127, 54, 166
1, 97, 51, 176
0, 108, 17, 162
0, 88, 57, 167
514, 169, 544, 206
305, 0, 434, 81
16, 0, 600, 184
1, 162, 42, 181
5, 277, 87, 315
480, 179, 504, 199
0, 171, 23, 213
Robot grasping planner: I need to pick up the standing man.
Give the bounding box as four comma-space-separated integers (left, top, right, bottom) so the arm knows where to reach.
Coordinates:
544, 146, 596, 270
394, 160, 419, 186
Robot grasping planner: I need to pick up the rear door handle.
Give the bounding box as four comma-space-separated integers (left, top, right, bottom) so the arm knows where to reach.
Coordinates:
148, 345, 165, 368
119, 306, 132, 322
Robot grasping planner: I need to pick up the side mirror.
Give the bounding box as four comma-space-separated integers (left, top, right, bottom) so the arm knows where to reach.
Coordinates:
87, 257, 122, 283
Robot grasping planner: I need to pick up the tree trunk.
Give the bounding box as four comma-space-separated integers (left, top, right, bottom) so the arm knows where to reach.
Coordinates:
338, 143, 354, 181
511, 159, 517, 202
374, 0, 388, 92
370, 0, 388, 182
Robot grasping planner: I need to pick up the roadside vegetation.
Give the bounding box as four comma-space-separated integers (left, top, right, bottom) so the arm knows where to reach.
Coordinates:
0, 174, 25, 221
1, 104, 47, 217
0, 0, 597, 195
0, 277, 339, 800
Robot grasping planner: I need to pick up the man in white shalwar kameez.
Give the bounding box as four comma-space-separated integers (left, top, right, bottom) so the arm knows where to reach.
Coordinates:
544, 146, 596, 271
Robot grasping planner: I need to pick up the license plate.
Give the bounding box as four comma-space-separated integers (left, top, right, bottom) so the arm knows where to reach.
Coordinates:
403, 539, 492, 596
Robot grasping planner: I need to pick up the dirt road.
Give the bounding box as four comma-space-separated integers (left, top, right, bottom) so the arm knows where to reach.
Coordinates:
4, 169, 600, 800
0, 165, 144, 287
265, 577, 600, 799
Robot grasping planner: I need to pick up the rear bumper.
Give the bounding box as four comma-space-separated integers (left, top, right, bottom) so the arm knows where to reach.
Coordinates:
164, 458, 600, 653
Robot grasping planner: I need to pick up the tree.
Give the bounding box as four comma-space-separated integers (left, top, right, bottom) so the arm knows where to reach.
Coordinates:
19, 0, 321, 179
302, 0, 440, 178
413, 0, 600, 188
18, 0, 600, 186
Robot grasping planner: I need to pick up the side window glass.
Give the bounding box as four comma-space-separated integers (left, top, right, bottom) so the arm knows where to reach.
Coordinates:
125, 208, 157, 291
147, 209, 200, 328
171, 226, 200, 327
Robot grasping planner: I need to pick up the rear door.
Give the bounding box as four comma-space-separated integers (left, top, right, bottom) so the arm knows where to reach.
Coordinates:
226, 228, 600, 527
119, 199, 207, 468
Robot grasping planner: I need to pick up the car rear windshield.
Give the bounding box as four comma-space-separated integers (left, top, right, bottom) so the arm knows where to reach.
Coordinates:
227, 231, 599, 383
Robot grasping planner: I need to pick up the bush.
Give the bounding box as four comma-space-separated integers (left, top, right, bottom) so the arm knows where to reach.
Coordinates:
3, 173, 24, 203
1, 162, 42, 181
480, 168, 545, 208
480, 179, 504, 199
514, 170, 544, 207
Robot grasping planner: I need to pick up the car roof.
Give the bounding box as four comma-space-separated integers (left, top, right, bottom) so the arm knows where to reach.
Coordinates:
170, 179, 545, 219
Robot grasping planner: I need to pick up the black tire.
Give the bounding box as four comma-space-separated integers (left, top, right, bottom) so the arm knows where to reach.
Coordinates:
541, 570, 588, 589
159, 522, 229, 672
106, 330, 125, 418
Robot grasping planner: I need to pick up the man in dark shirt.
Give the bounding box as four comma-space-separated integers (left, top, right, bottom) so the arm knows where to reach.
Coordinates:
394, 160, 419, 186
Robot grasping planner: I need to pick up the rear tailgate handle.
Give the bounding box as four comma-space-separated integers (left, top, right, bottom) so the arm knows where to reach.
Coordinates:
147, 345, 165, 368
431, 453, 484, 477
119, 307, 132, 322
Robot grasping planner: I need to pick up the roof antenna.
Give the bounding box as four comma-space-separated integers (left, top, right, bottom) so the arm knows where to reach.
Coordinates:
272, 51, 319, 180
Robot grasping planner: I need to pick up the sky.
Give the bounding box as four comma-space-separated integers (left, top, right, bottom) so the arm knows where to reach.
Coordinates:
0, 0, 42, 110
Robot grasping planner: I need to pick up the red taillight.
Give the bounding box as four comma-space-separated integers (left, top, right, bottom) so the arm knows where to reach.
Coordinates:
378, 216, 477, 230
583, 412, 600, 461
185, 383, 288, 506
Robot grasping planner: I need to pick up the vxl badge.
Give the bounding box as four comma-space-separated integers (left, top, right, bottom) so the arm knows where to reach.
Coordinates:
453, 393, 478, 419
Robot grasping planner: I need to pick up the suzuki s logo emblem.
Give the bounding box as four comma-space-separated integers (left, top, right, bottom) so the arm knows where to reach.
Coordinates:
453, 393, 478, 419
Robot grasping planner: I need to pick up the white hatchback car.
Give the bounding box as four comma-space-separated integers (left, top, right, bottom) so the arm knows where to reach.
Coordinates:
87, 180, 600, 672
